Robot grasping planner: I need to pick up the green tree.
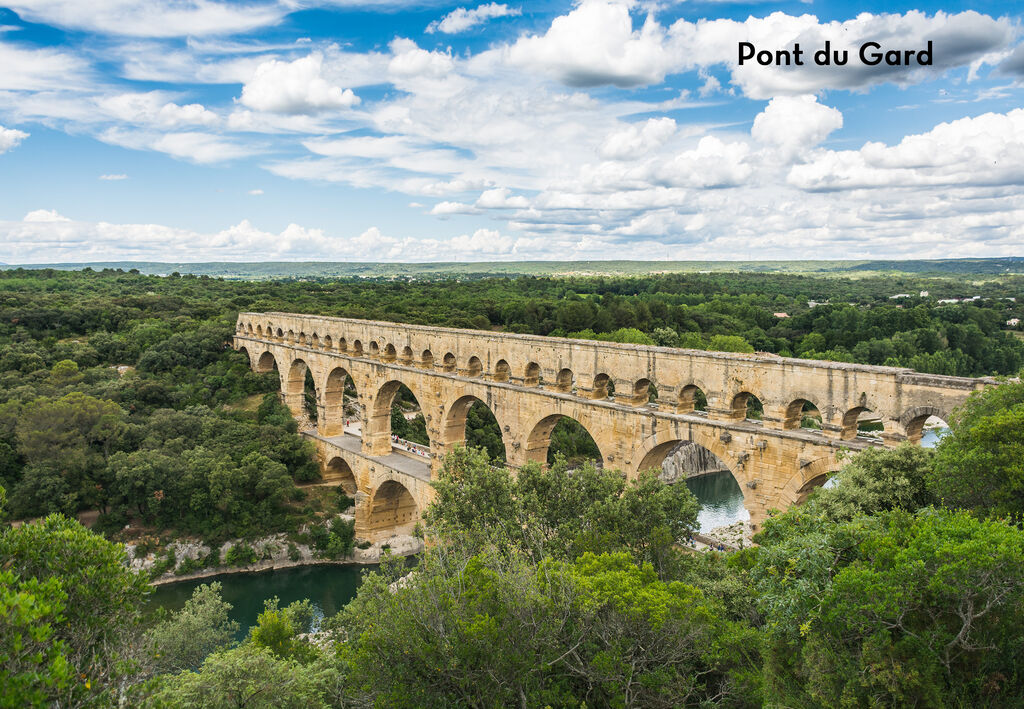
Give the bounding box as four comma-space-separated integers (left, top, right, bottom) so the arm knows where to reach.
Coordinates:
927, 381, 1024, 520
0, 570, 73, 708
146, 582, 239, 673
147, 645, 333, 709
0, 514, 150, 706
427, 448, 699, 570
754, 508, 1024, 706
757, 444, 936, 544
707, 335, 754, 354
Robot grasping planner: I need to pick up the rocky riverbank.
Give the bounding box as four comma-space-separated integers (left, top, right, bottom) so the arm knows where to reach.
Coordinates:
130, 525, 424, 586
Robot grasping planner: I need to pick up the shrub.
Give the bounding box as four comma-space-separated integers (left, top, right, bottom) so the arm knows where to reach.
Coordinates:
224, 543, 257, 567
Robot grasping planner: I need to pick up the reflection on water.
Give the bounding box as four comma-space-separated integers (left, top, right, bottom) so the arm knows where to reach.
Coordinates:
148, 564, 366, 640
920, 426, 948, 448
685, 470, 749, 532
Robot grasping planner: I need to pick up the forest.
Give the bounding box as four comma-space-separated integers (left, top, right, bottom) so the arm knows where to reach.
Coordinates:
1, 266, 1024, 707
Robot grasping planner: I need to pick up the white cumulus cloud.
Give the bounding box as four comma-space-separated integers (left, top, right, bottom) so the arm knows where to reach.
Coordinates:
0, 125, 28, 153
240, 53, 360, 115
427, 3, 521, 35
789, 108, 1024, 191
507, 0, 676, 87
751, 95, 843, 159
600, 117, 676, 160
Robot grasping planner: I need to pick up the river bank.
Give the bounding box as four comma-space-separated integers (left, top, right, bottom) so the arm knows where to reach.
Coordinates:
132, 528, 423, 586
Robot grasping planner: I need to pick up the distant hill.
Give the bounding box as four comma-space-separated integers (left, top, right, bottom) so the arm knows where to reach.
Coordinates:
2, 257, 1021, 280
845, 258, 1024, 275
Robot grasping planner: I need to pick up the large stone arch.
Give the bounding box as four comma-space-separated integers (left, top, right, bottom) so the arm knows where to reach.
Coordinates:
632, 427, 740, 480
522, 411, 604, 467
280, 358, 312, 419
323, 456, 357, 495
440, 393, 511, 461
253, 350, 278, 373
321, 366, 357, 436
364, 378, 432, 455
365, 478, 418, 537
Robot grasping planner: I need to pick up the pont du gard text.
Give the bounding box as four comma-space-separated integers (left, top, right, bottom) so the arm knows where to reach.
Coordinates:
738, 40, 933, 67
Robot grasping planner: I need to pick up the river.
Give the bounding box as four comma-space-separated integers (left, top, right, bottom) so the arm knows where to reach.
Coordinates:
685, 470, 749, 532
148, 564, 366, 640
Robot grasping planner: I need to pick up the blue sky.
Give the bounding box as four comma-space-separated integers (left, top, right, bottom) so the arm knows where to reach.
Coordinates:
0, 0, 1022, 263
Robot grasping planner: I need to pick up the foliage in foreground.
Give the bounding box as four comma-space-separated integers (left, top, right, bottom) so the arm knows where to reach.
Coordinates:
334, 548, 760, 708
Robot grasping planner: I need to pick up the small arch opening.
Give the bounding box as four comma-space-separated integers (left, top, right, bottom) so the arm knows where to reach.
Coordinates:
842, 407, 883, 440
338, 337, 348, 352
382, 343, 396, 362
400, 346, 413, 364
524, 362, 541, 387
442, 352, 456, 373
785, 399, 822, 430
322, 335, 332, 350
311, 333, 320, 348
731, 391, 764, 422
494, 359, 511, 382
631, 378, 657, 405
466, 356, 483, 377
276, 328, 284, 339
420, 349, 434, 368
591, 373, 613, 400
676, 385, 707, 414
369, 341, 380, 358
555, 368, 574, 393
352, 340, 363, 357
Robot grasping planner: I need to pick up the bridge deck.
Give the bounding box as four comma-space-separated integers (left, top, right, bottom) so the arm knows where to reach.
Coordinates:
302, 430, 433, 483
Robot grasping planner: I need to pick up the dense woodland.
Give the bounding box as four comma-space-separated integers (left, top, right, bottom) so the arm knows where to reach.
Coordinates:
2, 267, 1024, 707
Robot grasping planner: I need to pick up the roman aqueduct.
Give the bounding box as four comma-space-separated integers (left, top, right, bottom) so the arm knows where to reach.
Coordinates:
234, 312, 992, 541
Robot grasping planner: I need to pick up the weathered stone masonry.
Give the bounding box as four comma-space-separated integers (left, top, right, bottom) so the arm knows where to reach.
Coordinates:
234, 312, 992, 541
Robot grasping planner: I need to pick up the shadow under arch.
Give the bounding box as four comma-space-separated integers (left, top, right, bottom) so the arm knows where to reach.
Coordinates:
366, 479, 418, 537
524, 413, 603, 468
441, 394, 508, 462
254, 350, 278, 373
323, 456, 357, 495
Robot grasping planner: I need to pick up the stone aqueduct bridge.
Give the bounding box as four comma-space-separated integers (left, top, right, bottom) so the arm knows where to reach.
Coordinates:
234, 312, 991, 541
